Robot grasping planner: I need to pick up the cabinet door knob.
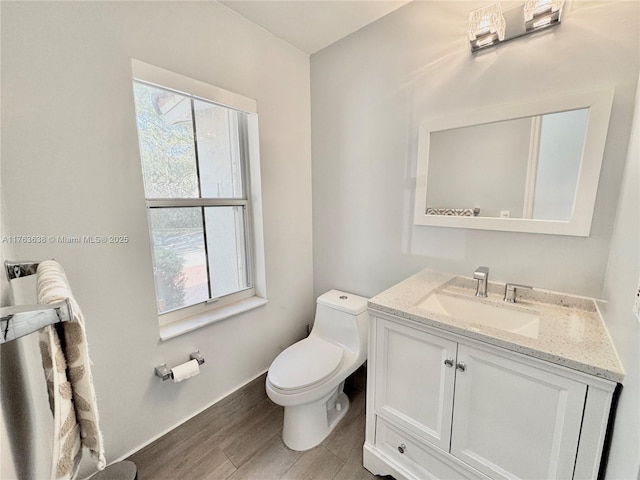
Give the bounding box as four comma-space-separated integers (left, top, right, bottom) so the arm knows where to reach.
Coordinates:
456, 362, 466, 372
444, 358, 454, 368
397, 443, 406, 454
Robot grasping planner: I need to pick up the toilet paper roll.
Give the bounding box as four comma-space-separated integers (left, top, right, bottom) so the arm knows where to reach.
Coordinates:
171, 359, 200, 383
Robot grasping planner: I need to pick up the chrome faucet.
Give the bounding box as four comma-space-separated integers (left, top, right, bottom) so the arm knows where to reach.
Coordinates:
504, 283, 532, 303
473, 266, 489, 297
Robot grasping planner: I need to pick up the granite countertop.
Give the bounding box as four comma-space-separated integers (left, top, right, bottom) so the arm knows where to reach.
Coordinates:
368, 268, 625, 383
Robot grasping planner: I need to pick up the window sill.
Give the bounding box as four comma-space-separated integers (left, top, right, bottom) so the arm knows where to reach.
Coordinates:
159, 296, 268, 341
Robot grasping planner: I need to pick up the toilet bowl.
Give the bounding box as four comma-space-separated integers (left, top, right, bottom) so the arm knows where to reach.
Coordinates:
266, 289, 369, 451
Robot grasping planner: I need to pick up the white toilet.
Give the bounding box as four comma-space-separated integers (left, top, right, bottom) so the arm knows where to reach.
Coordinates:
266, 289, 369, 451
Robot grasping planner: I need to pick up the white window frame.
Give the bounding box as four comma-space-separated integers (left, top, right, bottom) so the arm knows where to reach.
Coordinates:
131, 59, 267, 340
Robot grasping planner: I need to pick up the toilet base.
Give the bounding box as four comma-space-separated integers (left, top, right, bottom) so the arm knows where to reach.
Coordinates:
282, 386, 350, 451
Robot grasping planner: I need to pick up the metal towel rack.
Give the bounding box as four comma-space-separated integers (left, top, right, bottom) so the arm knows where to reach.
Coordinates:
1, 260, 73, 344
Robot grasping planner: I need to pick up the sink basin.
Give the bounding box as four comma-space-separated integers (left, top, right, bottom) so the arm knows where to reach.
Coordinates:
417, 292, 540, 339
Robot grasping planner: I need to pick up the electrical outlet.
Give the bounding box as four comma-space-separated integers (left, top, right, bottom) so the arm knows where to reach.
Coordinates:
633, 275, 640, 321
500, 210, 511, 218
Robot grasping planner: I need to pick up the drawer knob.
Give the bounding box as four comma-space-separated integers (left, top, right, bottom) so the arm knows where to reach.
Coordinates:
444, 358, 454, 368
456, 362, 466, 372
397, 443, 406, 454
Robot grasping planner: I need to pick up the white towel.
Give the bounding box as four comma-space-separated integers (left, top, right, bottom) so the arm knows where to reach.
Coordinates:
37, 261, 106, 479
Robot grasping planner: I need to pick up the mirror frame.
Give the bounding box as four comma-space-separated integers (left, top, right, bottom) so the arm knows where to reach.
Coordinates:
414, 89, 614, 236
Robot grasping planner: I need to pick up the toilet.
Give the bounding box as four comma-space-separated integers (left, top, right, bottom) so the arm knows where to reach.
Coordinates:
266, 289, 369, 451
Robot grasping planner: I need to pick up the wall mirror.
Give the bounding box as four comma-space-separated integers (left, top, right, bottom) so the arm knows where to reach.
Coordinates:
414, 90, 614, 236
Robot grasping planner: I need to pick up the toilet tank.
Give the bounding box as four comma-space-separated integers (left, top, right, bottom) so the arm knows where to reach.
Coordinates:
312, 290, 369, 355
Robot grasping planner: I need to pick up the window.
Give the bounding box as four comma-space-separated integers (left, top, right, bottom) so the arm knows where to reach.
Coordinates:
131, 60, 265, 334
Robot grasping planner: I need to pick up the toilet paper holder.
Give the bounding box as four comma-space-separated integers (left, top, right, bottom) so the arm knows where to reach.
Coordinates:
155, 351, 205, 381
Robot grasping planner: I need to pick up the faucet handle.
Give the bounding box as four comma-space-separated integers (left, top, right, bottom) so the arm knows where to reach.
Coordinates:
473, 266, 489, 279
504, 283, 532, 303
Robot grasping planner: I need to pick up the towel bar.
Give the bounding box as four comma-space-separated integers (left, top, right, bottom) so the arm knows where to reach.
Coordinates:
1, 260, 74, 344
5, 260, 41, 280
1, 297, 73, 344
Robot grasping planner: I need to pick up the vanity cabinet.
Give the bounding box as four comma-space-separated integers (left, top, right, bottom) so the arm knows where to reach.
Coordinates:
364, 311, 617, 480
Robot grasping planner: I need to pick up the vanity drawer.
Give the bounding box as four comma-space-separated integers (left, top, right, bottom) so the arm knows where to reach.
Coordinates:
375, 417, 487, 480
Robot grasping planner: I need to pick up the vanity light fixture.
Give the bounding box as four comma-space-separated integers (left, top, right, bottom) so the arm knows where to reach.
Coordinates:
524, 0, 564, 31
469, 0, 565, 52
468, 3, 506, 50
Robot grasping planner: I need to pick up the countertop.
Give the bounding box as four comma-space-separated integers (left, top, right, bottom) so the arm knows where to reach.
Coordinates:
368, 268, 625, 383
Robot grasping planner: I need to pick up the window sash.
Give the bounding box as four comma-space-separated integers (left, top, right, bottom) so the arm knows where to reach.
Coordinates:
133, 76, 256, 320
132, 59, 257, 114
148, 202, 254, 321
134, 79, 249, 202
147, 198, 248, 208
148, 202, 253, 279
158, 285, 257, 327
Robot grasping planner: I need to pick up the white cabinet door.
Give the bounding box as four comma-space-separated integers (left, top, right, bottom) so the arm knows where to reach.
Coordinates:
374, 318, 458, 452
450, 344, 587, 480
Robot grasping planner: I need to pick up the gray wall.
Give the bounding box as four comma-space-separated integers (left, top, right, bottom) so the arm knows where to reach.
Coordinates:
1, 2, 313, 478
311, 1, 639, 478
2, 1, 639, 479
427, 117, 531, 218
533, 108, 589, 221
311, 0, 638, 299
599, 75, 640, 480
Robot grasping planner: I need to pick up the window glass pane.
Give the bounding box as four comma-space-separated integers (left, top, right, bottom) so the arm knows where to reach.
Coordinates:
149, 208, 208, 313
195, 100, 244, 198
204, 206, 249, 298
133, 82, 199, 198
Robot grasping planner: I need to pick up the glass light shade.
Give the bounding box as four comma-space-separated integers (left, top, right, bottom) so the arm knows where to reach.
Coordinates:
467, 3, 506, 42
524, 0, 564, 21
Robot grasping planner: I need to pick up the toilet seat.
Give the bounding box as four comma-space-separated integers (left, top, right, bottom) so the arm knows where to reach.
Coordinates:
268, 337, 343, 392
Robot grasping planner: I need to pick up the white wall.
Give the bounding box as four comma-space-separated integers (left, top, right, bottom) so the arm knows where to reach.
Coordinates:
0, 2, 313, 478
311, 0, 639, 299
599, 74, 640, 480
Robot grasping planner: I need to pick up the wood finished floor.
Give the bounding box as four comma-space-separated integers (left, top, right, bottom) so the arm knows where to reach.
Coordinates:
127, 368, 385, 480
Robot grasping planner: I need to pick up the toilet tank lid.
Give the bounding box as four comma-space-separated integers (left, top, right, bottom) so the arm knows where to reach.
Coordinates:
317, 290, 369, 315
